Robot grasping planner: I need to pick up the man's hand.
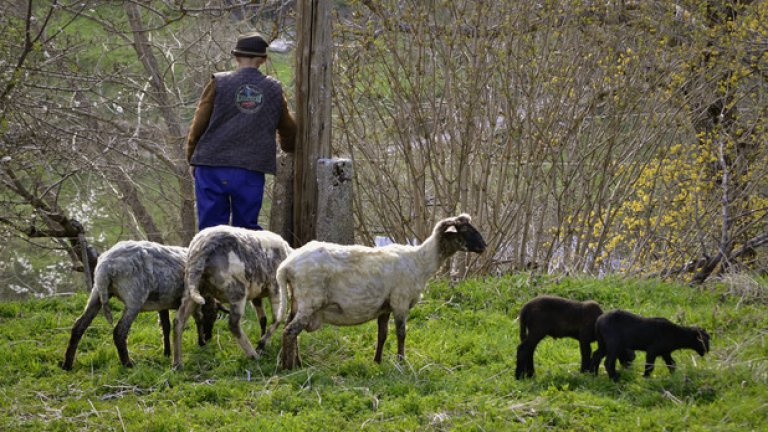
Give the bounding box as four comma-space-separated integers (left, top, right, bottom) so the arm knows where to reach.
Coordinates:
189, 166, 196, 178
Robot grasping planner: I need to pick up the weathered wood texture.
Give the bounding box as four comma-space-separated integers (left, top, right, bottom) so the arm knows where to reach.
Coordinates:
269, 153, 295, 243
293, 0, 333, 247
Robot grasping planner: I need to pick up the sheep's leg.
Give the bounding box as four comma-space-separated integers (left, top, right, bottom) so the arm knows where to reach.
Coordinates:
251, 298, 267, 336
172, 295, 198, 369
527, 335, 543, 377
578, 338, 593, 373
196, 299, 217, 347
61, 294, 101, 370
643, 353, 657, 377
281, 314, 309, 369
113, 308, 140, 367
514, 344, 527, 380
590, 346, 606, 375
394, 313, 408, 362
619, 349, 635, 368
287, 294, 297, 324
256, 288, 287, 352
604, 349, 620, 381
159, 310, 171, 357
374, 312, 390, 364
515, 335, 542, 379
228, 299, 259, 359
591, 332, 609, 375
662, 353, 676, 374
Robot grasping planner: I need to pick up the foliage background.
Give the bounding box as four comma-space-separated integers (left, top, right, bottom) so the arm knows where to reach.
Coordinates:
333, 0, 768, 279
1, 1, 766, 297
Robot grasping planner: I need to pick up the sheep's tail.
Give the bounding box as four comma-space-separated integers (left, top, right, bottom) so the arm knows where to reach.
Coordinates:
92, 264, 114, 326
274, 264, 290, 325
185, 241, 210, 305
518, 307, 528, 341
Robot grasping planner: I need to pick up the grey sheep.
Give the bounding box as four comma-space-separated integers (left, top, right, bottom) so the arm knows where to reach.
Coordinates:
172, 226, 292, 369
62, 241, 216, 370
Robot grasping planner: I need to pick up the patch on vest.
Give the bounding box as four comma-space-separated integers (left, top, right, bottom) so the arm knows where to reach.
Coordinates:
235, 84, 264, 114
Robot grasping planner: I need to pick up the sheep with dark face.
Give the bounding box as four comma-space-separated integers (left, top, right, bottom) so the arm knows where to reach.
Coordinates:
590, 309, 710, 381
278, 214, 487, 370
515, 295, 635, 379
62, 241, 217, 370
172, 226, 292, 369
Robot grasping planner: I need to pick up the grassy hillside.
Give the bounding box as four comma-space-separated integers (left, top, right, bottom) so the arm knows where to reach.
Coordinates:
1, 275, 766, 430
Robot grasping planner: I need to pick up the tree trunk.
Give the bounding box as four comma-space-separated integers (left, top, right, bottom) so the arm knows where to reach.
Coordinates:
293, 0, 333, 247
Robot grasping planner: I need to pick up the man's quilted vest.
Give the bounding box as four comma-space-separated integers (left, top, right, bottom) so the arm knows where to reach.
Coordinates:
191, 68, 284, 174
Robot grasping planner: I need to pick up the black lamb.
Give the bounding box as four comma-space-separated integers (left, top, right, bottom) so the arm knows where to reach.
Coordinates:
515, 295, 634, 379
590, 309, 710, 381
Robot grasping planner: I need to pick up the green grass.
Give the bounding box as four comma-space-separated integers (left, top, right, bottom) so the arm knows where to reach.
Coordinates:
1, 275, 766, 430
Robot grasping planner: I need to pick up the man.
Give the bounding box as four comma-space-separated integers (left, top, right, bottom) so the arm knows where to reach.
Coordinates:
186, 32, 297, 231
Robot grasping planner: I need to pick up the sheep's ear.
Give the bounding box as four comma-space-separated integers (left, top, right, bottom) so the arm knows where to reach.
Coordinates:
437, 214, 472, 234
436, 218, 456, 233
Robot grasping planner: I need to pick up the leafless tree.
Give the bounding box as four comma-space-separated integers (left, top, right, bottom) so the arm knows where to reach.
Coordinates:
332, 0, 767, 281
0, 0, 294, 296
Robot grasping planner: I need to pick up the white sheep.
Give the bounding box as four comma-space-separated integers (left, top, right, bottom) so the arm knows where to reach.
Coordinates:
172, 226, 292, 368
61, 241, 217, 370
278, 214, 487, 369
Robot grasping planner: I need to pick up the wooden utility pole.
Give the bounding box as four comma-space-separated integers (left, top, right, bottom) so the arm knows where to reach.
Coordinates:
293, 0, 333, 246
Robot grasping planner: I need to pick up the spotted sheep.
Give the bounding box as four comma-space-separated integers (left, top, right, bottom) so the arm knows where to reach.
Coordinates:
278, 214, 487, 370
61, 241, 217, 370
590, 309, 710, 381
515, 295, 635, 379
172, 226, 292, 369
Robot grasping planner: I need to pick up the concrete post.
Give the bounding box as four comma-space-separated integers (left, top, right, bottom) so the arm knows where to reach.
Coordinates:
315, 158, 354, 245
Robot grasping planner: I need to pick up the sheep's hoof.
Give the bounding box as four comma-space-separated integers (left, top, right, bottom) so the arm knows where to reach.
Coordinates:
172, 362, 183, 370
122, 360, 135, 368
514, 367, 531, 379
60, 361, 73, 371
